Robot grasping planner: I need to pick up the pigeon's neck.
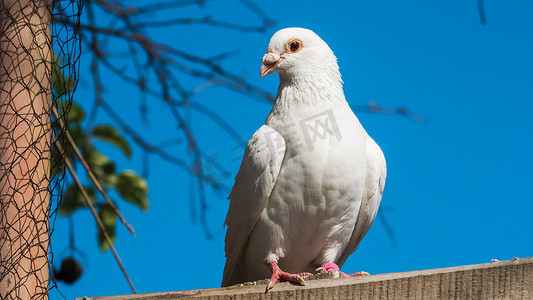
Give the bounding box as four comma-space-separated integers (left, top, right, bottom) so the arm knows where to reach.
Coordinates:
270, 72, 347, 115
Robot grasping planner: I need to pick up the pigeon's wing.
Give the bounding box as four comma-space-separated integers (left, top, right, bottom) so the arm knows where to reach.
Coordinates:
221, 125, 285, 287
337, 135, 386, 267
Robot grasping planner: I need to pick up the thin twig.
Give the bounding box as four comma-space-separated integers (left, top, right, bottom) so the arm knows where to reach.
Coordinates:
477, 0, 487, 25
352, 100, 426, 122
92, 0, 208, 16
86, 1, 102, 132
238, 0, 276, 26
62, 155, 137, 294
378, 211, 397, 247
126, 16, 269, 32
99, 101, 230, 191
52, 106, 136, 235
135, 0, 207, 15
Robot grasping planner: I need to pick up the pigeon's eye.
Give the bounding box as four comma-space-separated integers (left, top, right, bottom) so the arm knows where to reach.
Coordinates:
286, 38, 303, 53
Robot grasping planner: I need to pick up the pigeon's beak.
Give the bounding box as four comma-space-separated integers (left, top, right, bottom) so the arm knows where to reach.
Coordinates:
260, 53, 282, 77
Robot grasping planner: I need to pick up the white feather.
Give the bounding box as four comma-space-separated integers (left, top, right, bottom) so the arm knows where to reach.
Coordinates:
222, 28, 386, 287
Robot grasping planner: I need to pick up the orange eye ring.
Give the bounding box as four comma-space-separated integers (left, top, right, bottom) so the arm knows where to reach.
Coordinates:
286, 38, 303, 53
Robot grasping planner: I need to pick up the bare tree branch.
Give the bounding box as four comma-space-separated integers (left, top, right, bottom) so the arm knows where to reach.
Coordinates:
353, 100, 426, 122
63, 154, 137, 293
52, 107, 137, 236
52, 0, 419, 241
99, 101, 231, 191
477, 0, 487, 25
126, 16, 270, 32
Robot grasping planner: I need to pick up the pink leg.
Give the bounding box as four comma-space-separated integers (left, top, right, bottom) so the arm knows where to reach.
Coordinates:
266, 261, 308, 291
319, 262, 370, 277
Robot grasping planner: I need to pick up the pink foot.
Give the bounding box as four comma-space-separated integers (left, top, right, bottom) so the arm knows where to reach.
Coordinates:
266, 261, 308, 292
317, 262, 370, 277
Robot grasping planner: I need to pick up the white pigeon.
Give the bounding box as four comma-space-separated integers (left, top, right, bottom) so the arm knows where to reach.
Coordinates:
222, 28, 386, 290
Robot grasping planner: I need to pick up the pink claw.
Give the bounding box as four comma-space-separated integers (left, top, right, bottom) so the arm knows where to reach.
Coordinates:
321, 262, 370, 277
266, 261, 306, 292
341, 271, 370, 277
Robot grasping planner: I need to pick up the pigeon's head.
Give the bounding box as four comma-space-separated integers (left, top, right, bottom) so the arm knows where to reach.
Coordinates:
260, 28, 339, 81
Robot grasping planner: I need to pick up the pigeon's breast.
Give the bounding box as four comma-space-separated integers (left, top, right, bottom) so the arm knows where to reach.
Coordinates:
248, 107, 368, 272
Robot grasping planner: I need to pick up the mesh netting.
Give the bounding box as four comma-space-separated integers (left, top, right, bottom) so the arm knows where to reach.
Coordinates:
0, 0, 81, 299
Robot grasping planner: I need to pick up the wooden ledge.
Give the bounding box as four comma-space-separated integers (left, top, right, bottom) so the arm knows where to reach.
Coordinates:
77, 257, 533, 299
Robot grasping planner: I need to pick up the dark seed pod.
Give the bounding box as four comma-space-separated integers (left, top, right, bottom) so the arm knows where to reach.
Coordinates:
53, 257, 83, 284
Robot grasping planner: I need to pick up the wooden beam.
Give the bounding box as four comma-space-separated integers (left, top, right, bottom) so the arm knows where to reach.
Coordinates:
76, 257, 533, 299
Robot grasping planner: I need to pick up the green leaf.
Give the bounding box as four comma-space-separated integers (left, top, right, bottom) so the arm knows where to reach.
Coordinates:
86, 149, 116, 185
97, 204, 117, 251
51, 53, 74, 96
59, 185, 96, 217
68, 126, 84, 144
92, 125, 132, 158
61, 126, 88, 163
115, 170, 149, 211
67, 102, 86, 125
50, 146, 66, 178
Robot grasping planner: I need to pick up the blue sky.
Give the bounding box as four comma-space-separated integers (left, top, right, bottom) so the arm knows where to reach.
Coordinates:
51, 0, 533, 298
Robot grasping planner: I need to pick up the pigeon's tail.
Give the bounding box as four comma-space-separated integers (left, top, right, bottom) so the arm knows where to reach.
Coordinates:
221, 230, 249, 287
